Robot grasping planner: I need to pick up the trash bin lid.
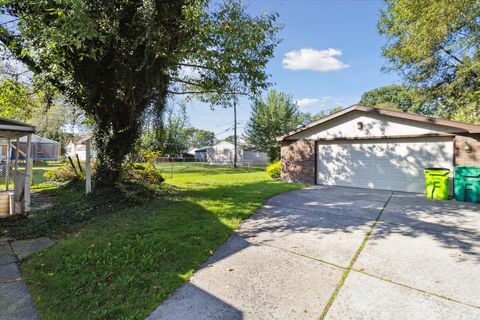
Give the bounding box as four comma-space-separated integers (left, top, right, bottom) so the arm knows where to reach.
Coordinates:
454, 166, 480, 178
424, 168, 450, 175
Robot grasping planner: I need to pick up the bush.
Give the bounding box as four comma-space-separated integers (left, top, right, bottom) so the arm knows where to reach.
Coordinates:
44, 164, 81, 182
124, 163, 164, 185
266, 160, 281, 179
44, 161, 96, 182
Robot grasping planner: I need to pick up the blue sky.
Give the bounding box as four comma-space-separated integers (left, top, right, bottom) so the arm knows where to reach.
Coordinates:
185, 0, 401, 139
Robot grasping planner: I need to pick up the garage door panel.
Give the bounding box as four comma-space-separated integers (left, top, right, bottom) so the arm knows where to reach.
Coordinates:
317, 138, 453, 193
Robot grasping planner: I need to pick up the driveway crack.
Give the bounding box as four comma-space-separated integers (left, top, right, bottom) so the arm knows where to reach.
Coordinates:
319, 192, 394, 320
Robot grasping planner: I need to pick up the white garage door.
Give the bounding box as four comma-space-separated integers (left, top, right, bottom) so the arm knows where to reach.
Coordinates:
316, 137, 453, 193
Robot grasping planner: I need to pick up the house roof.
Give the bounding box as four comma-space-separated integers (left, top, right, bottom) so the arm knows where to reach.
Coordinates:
0, 117, 36, 139
67, 134, 93, 145
18, 134, 60, 144
195, 146, 213, 152
276, 105, 480, 141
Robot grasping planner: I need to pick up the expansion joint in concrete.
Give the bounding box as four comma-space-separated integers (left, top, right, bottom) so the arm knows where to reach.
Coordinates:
319, 192, 394, 320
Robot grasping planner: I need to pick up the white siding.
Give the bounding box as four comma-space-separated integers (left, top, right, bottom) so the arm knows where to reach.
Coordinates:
317, 137, 454, 193
206, 141, 268, 166
289, 111, 460, 140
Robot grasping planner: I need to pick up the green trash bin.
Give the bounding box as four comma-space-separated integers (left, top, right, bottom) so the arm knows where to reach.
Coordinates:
424, 168, 450, 200
454, 166, 480, 203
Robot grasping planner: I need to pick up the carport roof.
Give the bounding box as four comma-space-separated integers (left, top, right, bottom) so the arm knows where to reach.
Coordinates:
0, 117, 36, 139
276, 105, 480, 141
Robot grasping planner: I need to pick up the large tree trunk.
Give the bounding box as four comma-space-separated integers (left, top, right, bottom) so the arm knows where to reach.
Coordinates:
93, 107, 143, 187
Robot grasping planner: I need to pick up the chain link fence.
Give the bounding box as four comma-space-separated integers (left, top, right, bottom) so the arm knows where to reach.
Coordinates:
0, 160, 63, 190
152, 158, 267, 179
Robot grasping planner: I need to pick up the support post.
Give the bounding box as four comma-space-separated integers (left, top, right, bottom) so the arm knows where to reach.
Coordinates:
15, 137, 19, 172
85, 139, 92, 195
5, 139, 10, 191
233, 99, 237, 168
25, 134, 32, 212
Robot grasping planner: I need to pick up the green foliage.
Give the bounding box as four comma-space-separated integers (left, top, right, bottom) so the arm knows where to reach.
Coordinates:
359, 85, 419, 112
44, 162, 83, 182
379, 0, 480, 123
29, 100, 89, 143
223, 134, 235, 143
1, 0, 281, 185
0, 79, 38, 121
159, 106, 192, 157
304, 106, 344, 122
187, 128, 216, 148
266, 160, 281, 179
245, 89, 306, 161
0, 180, 133, 239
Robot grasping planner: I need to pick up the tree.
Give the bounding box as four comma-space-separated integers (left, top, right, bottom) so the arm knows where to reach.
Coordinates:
29, 100, 91, 143
0, 0, 280, 186
223, 135, 235, 143
158, 106, 192, 157
0, 79, 38, 121
244, 89, 305, 161
359, 85, 417, 112
379, 0, 480, 123
304, 106, 343, 122
188, 129, 216, 148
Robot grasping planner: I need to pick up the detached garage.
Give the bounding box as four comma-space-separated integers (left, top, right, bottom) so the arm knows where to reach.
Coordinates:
277, 105, 480, 193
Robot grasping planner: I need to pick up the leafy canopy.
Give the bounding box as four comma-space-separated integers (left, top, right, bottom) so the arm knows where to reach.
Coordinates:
0, 78, 37, 121
244, 89, 306, 161
359, 85, 416, 112
0, 0, 281, 184
379, 0, 480, 123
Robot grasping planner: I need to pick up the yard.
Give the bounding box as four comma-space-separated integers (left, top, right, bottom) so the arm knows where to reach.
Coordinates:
5, 164, 302, 319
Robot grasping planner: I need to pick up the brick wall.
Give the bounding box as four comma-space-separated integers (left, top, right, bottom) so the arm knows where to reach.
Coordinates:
454, 134, 480, 166
280, 139, 316, 184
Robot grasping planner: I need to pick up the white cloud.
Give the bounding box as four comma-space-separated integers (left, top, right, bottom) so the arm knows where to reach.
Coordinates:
296, 96, 344, 109
282, 48, 349, 72
296, 98, 321, 108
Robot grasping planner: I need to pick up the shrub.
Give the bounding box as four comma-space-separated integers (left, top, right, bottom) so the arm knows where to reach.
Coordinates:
123, 162, 164, 185
266, 160, 281, 179
44, 161, 96, 182
44, 163, 81, 182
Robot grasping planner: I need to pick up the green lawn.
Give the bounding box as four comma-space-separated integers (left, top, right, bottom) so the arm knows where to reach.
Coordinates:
0, 162, 62, 190
18, 164, 303, 320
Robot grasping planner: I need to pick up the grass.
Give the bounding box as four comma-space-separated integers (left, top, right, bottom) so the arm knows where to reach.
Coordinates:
13, 164, 303, 320
0, 162, 62, 190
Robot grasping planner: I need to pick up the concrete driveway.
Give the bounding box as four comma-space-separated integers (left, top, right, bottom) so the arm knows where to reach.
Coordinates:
148, 186, 480, 320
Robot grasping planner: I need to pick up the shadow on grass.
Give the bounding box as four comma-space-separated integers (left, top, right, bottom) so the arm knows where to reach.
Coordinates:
0, 180, 137, 239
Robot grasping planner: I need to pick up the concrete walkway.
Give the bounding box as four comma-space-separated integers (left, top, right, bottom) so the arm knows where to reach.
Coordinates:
0, 237, 54, 320
147, 186, 480, 320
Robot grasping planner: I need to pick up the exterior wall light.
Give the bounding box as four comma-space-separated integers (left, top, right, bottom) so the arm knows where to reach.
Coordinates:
357, 121, 363, 130
463, 141, 473, 153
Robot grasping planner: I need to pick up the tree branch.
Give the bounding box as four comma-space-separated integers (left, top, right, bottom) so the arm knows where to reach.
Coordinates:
176, 62, 212, 70
0, 33, 40, 74
167, 89, 248, 95
439, 44, 478, 78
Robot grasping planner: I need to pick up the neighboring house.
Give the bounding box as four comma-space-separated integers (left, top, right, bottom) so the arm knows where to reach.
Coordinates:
66, 135, 95, 161
277, 105, 480, 194
205, 141, 268, 166
0, 134, 61, 161
194, 146, 212, 162
187, 147, 197, 157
